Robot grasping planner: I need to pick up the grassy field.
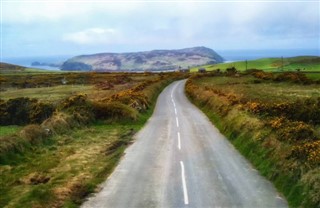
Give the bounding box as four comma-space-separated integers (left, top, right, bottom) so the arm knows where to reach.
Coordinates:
190, 56, 320, 72
0, 118, 149, 208
186, 73, 320, 207
0, 70, 184, 207
0, 85, 94, 102
0, 126, 23, 137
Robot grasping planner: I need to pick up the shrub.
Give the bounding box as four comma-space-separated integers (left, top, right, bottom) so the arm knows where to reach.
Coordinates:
301, 168, 320, 207
0, 134, 25, 158
105, 90, 149, 112
0, 97, 35, 125
29, 102, 55, 124
19, 124, 47, 143
60, 94, 88, 110
274, 72, 312, 84
92, 101, 138, 121
252, 71, 274, 80
290, 141, 320, 167
59, 94, 95, 125
225, 67, 237, 75
0, 98, 54, 125
41, 112, 75, 134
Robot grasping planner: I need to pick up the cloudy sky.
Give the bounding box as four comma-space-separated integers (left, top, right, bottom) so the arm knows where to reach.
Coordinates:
1, 0, 319, 58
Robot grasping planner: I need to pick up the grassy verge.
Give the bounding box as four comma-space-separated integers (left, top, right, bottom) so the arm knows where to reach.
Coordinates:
0, 126, 22, 137
185, 73, 319, 207
0, 73, 182, 207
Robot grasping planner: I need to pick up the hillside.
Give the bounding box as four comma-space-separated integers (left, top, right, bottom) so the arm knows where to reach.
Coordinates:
0, 62, 26, 73
191, 56, 320, 72
61, 46, 224, 71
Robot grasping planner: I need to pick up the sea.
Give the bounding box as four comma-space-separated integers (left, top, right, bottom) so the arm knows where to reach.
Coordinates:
2, 49, 319, 71
1, 55, 73, 71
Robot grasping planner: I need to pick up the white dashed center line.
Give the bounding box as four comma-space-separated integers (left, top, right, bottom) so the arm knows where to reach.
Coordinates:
172, 86, 189, 205
180, 161, 189, 205
177, 132, 181, 150
176, 117, 179, 127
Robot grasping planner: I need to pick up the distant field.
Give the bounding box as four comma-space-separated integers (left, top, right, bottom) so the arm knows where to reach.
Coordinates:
197, 76, 320, 103
0, 85, 94, 101
191, 56, 320, 72
305, 73, 320, 80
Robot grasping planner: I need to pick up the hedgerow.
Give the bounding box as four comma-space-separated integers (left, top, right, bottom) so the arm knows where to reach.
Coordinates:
185, 73, 319, 207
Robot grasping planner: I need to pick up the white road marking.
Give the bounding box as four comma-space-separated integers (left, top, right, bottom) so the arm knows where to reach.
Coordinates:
177, 132, 181, 150
174, 108, 177, 115
176, 117, 179, 127
180, 161, 189, 205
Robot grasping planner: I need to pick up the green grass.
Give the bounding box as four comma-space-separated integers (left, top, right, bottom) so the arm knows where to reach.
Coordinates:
0, 126, 22, 137
0, 102, 156, 208
0, 91, 162, 207
191, 56, 320, 72
195, 76, 320, 103
0, 85, 94, 101
305, 73, 320, 80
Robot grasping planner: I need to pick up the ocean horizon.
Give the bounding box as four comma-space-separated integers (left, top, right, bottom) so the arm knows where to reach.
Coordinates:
2, 48, 319, 70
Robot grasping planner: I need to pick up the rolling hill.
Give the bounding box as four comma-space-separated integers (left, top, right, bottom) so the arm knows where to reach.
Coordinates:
60, 46, 224, 71
0, 62, 26, 73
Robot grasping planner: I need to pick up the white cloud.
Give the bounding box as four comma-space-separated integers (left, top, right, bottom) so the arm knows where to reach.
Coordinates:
63, 28, 122, 45
1, 1, 142, 24
2, 1, 319, 57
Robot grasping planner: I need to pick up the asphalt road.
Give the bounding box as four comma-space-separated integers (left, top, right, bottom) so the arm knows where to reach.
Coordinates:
82, 80, 288, 208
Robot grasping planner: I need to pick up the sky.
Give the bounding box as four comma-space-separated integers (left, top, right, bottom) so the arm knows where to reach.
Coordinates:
1, 0, 319, 59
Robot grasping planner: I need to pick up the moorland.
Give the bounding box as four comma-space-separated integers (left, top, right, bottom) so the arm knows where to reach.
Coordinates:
0, 55, 319, 207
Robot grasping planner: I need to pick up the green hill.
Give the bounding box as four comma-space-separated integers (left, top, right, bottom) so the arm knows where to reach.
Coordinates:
191, 56, 320, 72
0, 62, 26, 73
0, 62, 56, 74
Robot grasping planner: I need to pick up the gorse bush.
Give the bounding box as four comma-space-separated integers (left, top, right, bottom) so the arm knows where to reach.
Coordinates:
290, 141, 320, 167
247, 98, 320, 125
92, 101, 138, 121
274, 72, 311, 84
0, 98, 54, 125
250, 70, 314, 84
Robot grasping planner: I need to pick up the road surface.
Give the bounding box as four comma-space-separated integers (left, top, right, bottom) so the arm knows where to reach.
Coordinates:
82, 80, 288, 208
